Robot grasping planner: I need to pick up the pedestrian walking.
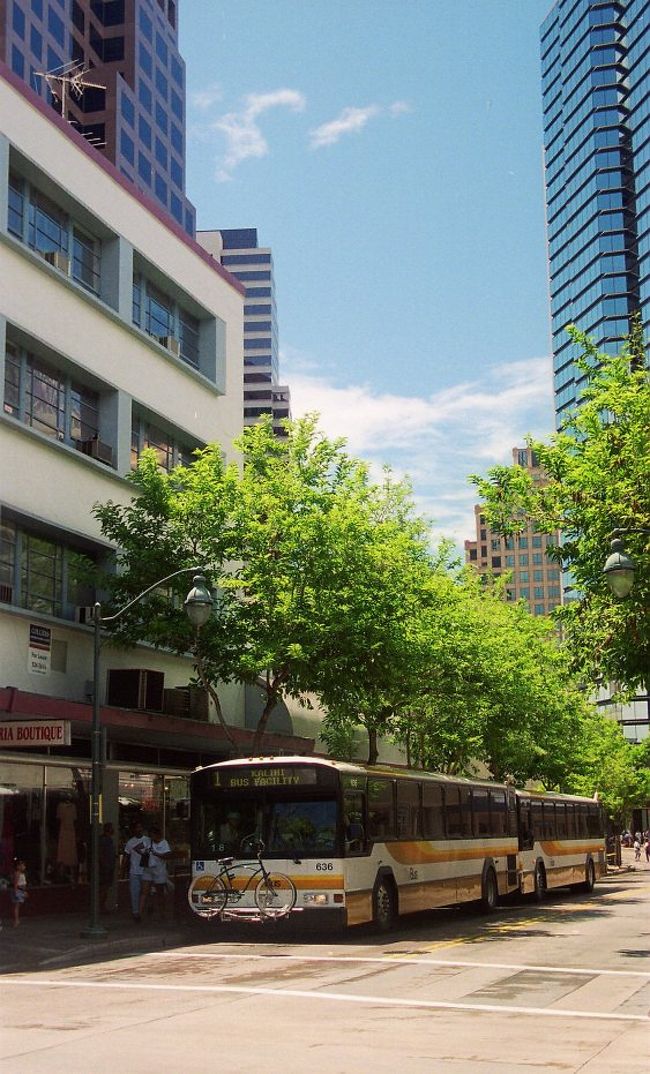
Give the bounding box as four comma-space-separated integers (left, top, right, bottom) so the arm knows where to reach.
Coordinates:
645, 836, 650, 864
634, 838, 642, 861
122, 821, 150, 923
10, 858, 28, 927
140, 825, 171, 921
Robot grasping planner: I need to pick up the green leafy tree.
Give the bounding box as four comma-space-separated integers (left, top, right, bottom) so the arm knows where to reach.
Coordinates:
94, 416, 433, 755
392, 573, 592, 785
565, 714, 650, 829
471, 327, 650, 695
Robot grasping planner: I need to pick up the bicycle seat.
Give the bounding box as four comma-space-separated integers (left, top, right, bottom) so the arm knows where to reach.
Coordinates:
216, 856, 234, 867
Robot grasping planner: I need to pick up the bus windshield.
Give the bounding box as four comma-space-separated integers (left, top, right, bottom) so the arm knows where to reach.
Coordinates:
193, 794, 339, 859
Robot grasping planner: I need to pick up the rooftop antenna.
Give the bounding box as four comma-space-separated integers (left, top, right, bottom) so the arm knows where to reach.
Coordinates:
35, 62, 107, 146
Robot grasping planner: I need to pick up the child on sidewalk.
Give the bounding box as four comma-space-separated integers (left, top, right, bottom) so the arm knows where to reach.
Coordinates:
10, 859, 28, 927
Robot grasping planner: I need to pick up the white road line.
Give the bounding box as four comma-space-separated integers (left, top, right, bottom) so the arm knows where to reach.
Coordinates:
2, 977, 648, 1022
149, 950, 650, 979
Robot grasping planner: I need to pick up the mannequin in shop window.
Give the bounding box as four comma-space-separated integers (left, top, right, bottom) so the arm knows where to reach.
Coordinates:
56, 794, 77, 882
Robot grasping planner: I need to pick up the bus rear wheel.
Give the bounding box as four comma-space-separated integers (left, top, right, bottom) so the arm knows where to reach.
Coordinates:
480, 867, 498, 913
573, 858, 596, 894
373, 877, 397, 932
532, 862, 547, 902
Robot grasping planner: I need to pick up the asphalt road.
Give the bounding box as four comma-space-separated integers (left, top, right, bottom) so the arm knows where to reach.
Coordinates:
1, 865, 649, 1074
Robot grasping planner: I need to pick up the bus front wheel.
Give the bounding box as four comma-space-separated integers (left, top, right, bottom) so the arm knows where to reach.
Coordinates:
373, 877, 397, 932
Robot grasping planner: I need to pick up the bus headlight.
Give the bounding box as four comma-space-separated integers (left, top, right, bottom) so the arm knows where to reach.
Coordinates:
303, 893, 330, 905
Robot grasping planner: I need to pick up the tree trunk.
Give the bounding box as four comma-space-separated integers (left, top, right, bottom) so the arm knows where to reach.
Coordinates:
194, 651, 237, 750
367, 727, 378, 765
251, 694, 278, 755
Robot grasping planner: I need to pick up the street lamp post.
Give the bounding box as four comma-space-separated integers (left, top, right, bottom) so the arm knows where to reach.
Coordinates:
81, 568, 213, 939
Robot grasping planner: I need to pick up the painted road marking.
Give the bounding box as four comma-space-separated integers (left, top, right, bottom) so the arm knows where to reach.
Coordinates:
2, 976, 648, 1022
150, 950, 650, 979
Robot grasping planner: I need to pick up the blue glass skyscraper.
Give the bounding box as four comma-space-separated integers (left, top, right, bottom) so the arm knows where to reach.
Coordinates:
541, 0, 650, 426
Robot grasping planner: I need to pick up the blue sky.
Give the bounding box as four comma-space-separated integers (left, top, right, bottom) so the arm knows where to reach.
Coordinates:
181, 0, 554, 546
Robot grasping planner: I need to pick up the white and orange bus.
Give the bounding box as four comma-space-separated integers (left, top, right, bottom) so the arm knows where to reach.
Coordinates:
188, 756, 606, 929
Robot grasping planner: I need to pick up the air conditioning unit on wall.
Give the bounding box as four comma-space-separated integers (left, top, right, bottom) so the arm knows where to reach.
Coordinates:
43, 250, 70, 274
157, 336, 180, 357
75, 437, 113, 466
106, 668, 165, 712
76, 605, 95, 625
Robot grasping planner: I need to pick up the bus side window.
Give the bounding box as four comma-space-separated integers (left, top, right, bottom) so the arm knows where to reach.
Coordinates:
566, 803, 576, 839
368, 779, 396, 841
518, 799, 533, 850
396, 780, 420, 839
531, 800, 543, 842
343, 791, 366, 854
472, 788, 490, 836
543, 801, 556, 840
556, 803, 567, 839
587, 804, 600, 837
422, 783, 445, 839
446, 787, 462, 838
490, 789, 507, 837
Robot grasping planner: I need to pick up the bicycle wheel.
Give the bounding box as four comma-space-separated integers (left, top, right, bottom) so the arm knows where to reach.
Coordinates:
187, 873, 228, 918
254, 872, 297, 918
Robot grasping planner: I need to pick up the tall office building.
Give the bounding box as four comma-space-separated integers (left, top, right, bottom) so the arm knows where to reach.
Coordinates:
0, 0, 195, 235
197, 227, 292, 435
464, 447, 563, 617
541, 0, 650, 427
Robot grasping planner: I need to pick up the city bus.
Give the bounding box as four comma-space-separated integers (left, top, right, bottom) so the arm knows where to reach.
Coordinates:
187, 756, 607, 929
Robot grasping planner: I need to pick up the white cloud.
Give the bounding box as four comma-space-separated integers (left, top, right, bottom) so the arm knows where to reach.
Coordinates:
309, 100, 411, 149
389, 100, 412, 116
190, 83, 223, 110
282, 352, 554, 547
213, 89, 306, 181
310, 105, 381, 149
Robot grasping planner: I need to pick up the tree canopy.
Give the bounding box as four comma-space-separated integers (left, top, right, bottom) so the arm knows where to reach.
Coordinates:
471, 327, 650, 695
92, 410, 646, 820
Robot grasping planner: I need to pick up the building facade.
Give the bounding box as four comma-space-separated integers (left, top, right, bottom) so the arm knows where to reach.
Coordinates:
464, 447, 563, 617
541, 0, 650, 426
0, 65, 311, 906
197, 227, 292, 435
0, 0, 195, 235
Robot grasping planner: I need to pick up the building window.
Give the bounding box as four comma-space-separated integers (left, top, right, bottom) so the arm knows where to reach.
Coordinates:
491, 556, 501, 568
9, 177, 101, 294
131, 415, 193, 472
132, 275, 201, 371
0, 519, 97, 619
532, 535, 543, 548
519, 571, 529, 583
519, 554, 528, 566
178, 309, 199, 367
518, 536, 528, 549
505, 555, 515, 567
4, 341, 101, 449
534, 604, 545, 615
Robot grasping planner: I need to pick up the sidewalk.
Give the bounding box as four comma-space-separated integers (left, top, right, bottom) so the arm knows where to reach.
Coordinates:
0, 904, 204, 974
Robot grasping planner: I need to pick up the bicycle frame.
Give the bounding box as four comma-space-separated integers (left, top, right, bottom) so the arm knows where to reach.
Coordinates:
189, 849, 298, 923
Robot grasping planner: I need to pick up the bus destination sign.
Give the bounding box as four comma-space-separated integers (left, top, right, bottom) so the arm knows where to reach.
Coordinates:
213, 766, 319, 789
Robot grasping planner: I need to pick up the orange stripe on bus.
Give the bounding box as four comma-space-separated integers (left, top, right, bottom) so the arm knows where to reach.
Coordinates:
387, 842, 516, 865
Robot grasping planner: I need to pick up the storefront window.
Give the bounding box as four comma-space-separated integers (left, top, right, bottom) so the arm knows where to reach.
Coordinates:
118, 771, 189, 862
0, 763, 89, 886
44, 766, 90, 885
0, 762, 43, 883
0, 762, 187, 888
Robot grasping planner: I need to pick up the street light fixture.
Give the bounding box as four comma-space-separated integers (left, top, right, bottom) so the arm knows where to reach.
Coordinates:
602, 528, 650, 599
602, 537, 637, 599
81, 567, 213, 939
